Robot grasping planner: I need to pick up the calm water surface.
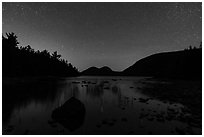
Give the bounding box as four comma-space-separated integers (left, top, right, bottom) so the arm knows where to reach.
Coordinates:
2, 76, 200, 134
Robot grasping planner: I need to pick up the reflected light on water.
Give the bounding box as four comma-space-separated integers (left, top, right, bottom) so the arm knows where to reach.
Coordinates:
2, 76, 200, 135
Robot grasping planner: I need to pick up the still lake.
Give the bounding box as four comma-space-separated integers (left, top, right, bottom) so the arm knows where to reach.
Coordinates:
2, 76, 201, 135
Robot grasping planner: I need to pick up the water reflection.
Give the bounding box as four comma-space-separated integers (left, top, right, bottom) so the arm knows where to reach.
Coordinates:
86, 82, 104, 98
3, 79, 66, 126
2, 76, 201, 135
111, 86, 120, 95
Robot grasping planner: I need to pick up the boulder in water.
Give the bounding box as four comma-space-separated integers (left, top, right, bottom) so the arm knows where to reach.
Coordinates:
52, 97, 86, 132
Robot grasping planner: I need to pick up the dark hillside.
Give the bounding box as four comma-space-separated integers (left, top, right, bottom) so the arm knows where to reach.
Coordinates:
123, 48, 202, 80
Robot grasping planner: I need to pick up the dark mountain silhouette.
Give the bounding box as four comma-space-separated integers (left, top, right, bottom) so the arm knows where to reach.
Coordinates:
81, 44, 201, 79
3, 32, 79, 77
81, 66, 120, 76
3, 32, 201, 80
123, 46, 202, 80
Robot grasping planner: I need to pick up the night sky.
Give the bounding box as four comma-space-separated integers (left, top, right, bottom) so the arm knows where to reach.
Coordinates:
2, 2, 202, 71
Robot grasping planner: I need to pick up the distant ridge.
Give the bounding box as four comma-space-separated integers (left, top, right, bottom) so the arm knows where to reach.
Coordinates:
123, 48, 202, 79
81, 48, 201, 80
81, 66, 120, 76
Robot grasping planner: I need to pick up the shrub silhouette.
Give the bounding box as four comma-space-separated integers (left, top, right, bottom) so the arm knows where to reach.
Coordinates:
2, 32, 79, 77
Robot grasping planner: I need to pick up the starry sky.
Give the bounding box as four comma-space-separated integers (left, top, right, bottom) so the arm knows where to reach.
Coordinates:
2, 2, 202, 71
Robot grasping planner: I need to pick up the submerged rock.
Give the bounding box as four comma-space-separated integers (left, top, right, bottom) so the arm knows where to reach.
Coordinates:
175, 127, 185, 135
111, 118, 117, 122
52, 97, 86, 132
103, 81, 109, 83
121, 107, 126, 110
121, 117, 127, 122
147, 117, 154, 121
139, 98, 149, 103
102, 120, 108, 125
108, 122, 114, 126
139, 113, 149, 119
3, 125, 15, 134
72, 81, 80, 84
48, 119, 56, 125
103, 87, 110, 90
96, 124, 102, 128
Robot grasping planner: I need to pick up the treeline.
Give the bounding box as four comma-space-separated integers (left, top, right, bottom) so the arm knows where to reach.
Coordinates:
184, 43, 202, 51
3, 32, 79, 77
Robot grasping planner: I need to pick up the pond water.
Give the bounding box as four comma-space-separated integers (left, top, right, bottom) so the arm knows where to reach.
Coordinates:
2, 76, 200, 135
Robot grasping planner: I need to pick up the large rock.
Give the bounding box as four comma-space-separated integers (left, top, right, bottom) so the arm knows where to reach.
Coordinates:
52, 97, 86, 131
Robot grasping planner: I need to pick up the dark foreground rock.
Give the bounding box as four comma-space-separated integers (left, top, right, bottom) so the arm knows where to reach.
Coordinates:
52, 97, 86, 132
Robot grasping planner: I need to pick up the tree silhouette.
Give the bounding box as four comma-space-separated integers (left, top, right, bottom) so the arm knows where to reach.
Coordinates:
5, 32, 19, 48
52, 51, 61, 60
193, 46, 197, 50
184, 42, 202, 51
189, 45, 192, 50
199, 42, 202, 49
2, 32, 79, 77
